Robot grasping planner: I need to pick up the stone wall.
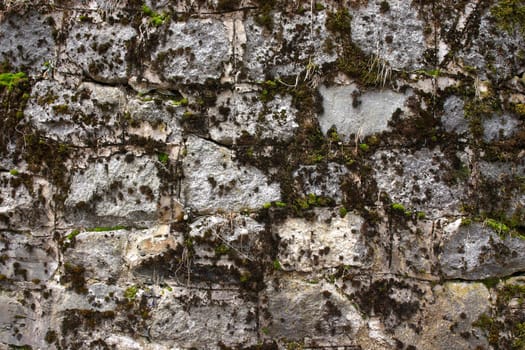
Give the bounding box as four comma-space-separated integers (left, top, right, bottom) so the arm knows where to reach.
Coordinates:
0, 0, 524, 349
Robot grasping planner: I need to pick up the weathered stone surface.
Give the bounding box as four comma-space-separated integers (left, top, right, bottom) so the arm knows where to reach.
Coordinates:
395, 282, 490, 350
440, 219, 525, 279
209, 90, 298, 144
351, 0, 426, 70
181, 135, 280, 213
483, 113, 520, 142
319, 84, 410, 139
65, 154, 161, 225
2, 2, 525, 349
243, 11, 337, 81
442, 96, 468, 135
277, 209, 370, 272
149, 288, 258, 348
152, 19, 230, 84
25, 80, 125, 145
263, 276, 363, 346
62, 230, 127, 283
0, 11, 55, 74
61, 22, 136, 83
293, 163, 349, 203
373, 148, 464, 217
0, 295, 46, 349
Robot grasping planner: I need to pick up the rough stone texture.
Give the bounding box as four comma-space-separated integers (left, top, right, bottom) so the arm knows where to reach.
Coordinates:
209, 90, 298, 144
0, 11, 55, 74
277, 209, 370, 272
440, 220, 525, 280
319, 84, 410, 139
1, 1, 525, 349
152, 19, 230, 84
351, 0, 426, 70
61, 22, 136, 83
372, 148, 465, 218
65, 154, 161, 225
181, 135, 280, 213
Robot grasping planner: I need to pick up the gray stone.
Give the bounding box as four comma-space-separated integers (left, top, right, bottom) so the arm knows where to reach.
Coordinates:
25, 80, 125, 145
209, 90, 298, 144
276, 209, 370, 272
395, 282, 490, 350
181, 135, 281, 213
459, 9, 525, 81
61, 22, 136, 83
149, 288, 258, 348
243, 11, 337, 81
373, 148, 464, 217
65, 154, 161, 225
263, 276, 363, 346
152, 19, 230, 84
483, 113, 520, 142
442, 96, 468, 135
0, 11, 55, 74
440, 219, 525, 280
319, 84, 409, 139
63, 230, 128, 283
0, 231, 58, 282
293, 163, 349, 203
350, 0, 426, 70
0, 295, 46, 349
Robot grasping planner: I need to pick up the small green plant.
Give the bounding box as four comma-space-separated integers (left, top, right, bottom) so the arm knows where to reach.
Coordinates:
315, 2, 325, 11
273, 259, 282, 270
326, 8, 352, 34
124, 285, 138, 300
65, 229, 80, 241
240, 272, 250, 283
491, 0, 525, 34
9, 169, 19, 176
157, 152, 169, 165
485, 218, 510, 235
359, 143, 369, 152
275, 201, 287, 208
262, 202, 272, 209
339, 206, 348, 218
261, 327, 269, 335
142, 4, 167, 27
0, 72, 27, 91
171, 97, 188, 106
461, 217, 472, 226
416, 211, 426, 220
214, 243, 230, 256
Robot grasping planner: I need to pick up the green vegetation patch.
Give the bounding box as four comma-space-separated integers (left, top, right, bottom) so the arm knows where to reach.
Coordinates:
491, 0, 525, 35
0, 72, 27, 91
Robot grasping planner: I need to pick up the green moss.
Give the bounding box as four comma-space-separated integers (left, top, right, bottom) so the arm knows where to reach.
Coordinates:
52, 104, 69, 114
142, 4, 167, 27
359, 143, 369, 152
171, 97, 188, 107
157, 152, 169, 165
485, 218, 510, 235
272, 259, 282, 270
314, 2, 325, 11
9, 169, 19, 176
326, 9, 352, 34
65, 229, 80, 241
275, 201, 287, 208
0, 72, 27, 91
214, 243, 230, 256
491, 0, 525, 35
482, 277, 501, 289
391, 203, 406, 212
339, 206, 348, 218
262, 202, 272, 209
124, 285, 138, 300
